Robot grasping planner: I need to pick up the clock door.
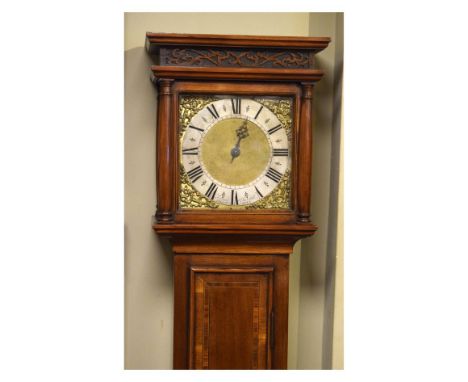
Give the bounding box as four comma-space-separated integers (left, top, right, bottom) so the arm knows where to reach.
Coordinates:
173, 253, 289, 370
189, 267, 273, 369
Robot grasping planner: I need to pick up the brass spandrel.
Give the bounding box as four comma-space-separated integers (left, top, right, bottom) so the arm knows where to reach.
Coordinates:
245, 169, 291, 210
179, 96, 217, 138
179, 166, 219, 209
255, 98, 293, 142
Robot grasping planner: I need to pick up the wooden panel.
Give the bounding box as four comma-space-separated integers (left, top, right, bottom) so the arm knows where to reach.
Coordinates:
154, 222, 318, 238
171, 240, 295, 255
189, 267, 273, 369
173, 80, 301, 96
151, 66, 324, 82
173, 254, 289, 370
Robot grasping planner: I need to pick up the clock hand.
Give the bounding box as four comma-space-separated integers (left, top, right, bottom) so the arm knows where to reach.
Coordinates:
230, 121, 249, 163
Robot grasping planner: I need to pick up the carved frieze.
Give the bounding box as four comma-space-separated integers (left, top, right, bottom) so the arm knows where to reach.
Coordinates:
160, 47, 314, 69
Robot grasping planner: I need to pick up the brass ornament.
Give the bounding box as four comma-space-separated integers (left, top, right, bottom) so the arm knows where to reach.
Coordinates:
246, 170, 291, 210
179, 166, 219, 209
179, 96, 217, 138
178, 96, 292, 210
255, 98, 293, 141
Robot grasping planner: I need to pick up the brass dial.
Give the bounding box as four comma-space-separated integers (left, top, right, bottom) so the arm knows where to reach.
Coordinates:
181, 98, 291, 207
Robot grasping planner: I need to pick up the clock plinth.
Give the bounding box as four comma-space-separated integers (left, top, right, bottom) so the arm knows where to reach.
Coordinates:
147, 32, 329, 369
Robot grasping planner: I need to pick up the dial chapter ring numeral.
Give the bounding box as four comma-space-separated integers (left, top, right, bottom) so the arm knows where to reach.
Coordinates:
186, 166, 204, 183
188, 124, 204, 132
231, 189, 239, 205
267, 124, 282, 135
272, 148, 289, 156
182, 147, 199, 155
206, 104, 219, 119
231, 98, 241, 114
265, 167, 283, 183
254, 105, 264, 119
205, 182, 218, 200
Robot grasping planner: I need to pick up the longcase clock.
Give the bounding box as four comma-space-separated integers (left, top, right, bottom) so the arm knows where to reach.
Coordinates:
145, 32, 330, 370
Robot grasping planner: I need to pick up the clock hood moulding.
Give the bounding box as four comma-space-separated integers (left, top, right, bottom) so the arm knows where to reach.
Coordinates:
145, 32, 331, 73
145, 32, 331, 51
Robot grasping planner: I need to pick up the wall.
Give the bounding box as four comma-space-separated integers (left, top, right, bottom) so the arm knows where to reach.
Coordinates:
124, 33, 173, 368
333, 81, 344, 370
332, 13, 344, 370
124, 12, 342, 369
296, 12, 344, 369
125, 13, 310, 50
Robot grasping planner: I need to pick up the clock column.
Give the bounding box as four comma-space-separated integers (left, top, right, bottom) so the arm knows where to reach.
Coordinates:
155, 78, 174, 223
297, 82, 314, 223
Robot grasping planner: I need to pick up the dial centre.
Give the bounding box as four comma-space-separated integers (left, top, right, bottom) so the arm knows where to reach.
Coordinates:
200, 118, 271, 187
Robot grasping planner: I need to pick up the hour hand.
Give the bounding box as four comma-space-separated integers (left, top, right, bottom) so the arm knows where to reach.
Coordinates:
236, 121, 249, 140
230, 146, 241, 162
230, 121, 249, 163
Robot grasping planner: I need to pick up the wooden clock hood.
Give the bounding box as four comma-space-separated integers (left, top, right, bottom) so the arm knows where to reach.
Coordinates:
146, 32, 330, 245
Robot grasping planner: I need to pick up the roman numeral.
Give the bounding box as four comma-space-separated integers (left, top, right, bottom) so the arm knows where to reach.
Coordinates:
206, 104, 219, 119
186, 166, 204, 183
231, 190, 239, 205
231, 98, 241, 114
188, 124, 204, 132
254, 105, 263, 119
273, 148, 289, 156
205, 182, 218, 200
267, 124, 282, 135
255, 186, 264, 198
265, 167, 282, 183
182, 147, 199, 155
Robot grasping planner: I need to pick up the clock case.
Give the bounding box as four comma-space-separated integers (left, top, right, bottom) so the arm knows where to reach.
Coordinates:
146, 33, 330, 369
